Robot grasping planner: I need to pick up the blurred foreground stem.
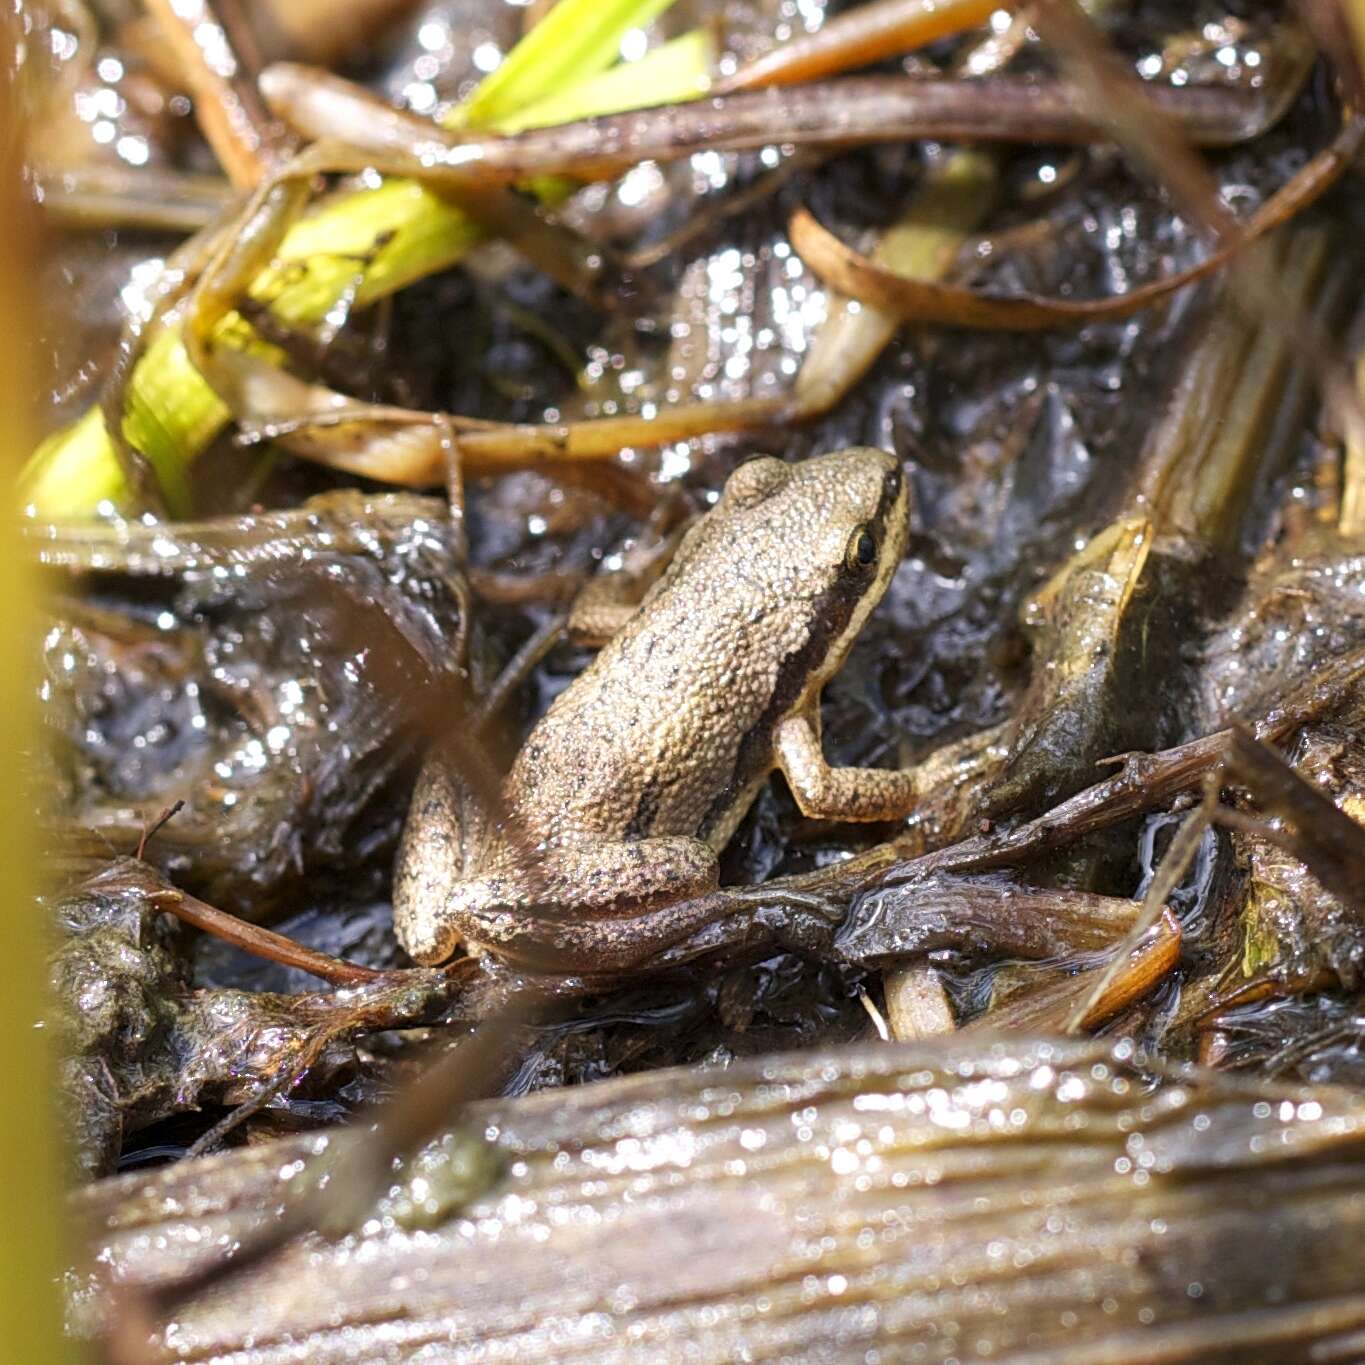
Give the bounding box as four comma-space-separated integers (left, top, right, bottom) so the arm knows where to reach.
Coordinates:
1340, 351, 1365, 537
0, 15, 71, 1363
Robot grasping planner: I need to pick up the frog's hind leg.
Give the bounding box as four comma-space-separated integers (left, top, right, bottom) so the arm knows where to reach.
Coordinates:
537, 836, 719, 922
392, 752, 492, 966
566, 507, 693, 645
405, 835, 720, 970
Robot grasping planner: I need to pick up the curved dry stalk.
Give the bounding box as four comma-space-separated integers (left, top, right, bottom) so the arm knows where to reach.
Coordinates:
1030, 0, 1365, 500
475, 613, 568, 726
793, 147, 998, 418
790, 114, 1365, 331
786, 15, 1015, 418
559, 0, 1019, 270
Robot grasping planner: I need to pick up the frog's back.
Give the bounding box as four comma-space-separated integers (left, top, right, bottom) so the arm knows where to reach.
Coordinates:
509, 578, 803, 848
501, 448, 907, 852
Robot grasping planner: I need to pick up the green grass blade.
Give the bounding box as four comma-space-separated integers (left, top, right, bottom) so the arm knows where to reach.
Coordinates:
456, 0, 677, 130
494, 29, 713, 134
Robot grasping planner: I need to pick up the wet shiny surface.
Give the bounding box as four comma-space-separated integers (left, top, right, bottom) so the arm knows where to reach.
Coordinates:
71, 1036, 1365, 1361
29, 0, 1365, 1162
26, 5, 1365, 1357
37, 494, 466, 915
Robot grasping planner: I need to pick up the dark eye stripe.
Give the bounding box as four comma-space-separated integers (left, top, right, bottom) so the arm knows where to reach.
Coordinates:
869, 461, 903, 557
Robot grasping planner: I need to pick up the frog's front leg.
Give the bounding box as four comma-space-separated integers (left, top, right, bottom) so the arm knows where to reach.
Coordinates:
774, 712, 920, 821
399, 834, 720, 968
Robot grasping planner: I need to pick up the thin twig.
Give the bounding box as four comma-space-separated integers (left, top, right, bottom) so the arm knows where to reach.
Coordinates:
476, 613, 568, 728
146, 884, 387, 987
1220, 724, 1365, 915
135, 799, 184, 862
146, 0, 295, 189
184, 1069, 295, 1159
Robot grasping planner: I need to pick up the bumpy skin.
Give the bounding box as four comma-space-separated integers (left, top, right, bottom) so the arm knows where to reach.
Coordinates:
394, 448, 916, 969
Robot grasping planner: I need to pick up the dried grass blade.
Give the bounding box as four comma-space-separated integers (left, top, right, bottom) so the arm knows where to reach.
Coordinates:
1064, 803, 1208, 1033
790, 116, 1364, 331
717, 0, 1001, 93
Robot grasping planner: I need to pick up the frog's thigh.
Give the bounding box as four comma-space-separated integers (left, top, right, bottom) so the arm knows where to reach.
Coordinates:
539, 835, 720, 917
393, 752, 487, 962
775, 714, 919, 821
566, 598, 636, 646
398, 834, 720, 966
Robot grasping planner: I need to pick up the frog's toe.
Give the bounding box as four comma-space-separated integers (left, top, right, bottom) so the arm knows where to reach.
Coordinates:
394, 906, 463, 966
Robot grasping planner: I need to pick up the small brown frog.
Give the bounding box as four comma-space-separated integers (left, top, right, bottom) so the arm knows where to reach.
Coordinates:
394, 447, 920, 970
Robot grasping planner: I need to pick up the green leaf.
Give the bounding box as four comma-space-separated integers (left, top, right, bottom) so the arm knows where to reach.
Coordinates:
456, 0, 677, 130
494, 28, 713, 134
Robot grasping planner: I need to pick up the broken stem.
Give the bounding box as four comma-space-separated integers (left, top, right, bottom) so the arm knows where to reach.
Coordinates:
146, 882, 387, 987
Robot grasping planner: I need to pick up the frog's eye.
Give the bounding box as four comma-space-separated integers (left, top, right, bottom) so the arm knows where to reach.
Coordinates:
847, 525, 877, 572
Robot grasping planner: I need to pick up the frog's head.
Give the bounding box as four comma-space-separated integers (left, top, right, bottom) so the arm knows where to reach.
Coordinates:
716, 446, 910, 687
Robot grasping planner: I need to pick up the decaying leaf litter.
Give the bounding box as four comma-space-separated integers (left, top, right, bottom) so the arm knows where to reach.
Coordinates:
20, 0, 1365, 1357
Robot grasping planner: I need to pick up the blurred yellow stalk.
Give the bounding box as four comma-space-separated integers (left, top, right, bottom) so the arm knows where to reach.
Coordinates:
0, 12, 73, 1362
